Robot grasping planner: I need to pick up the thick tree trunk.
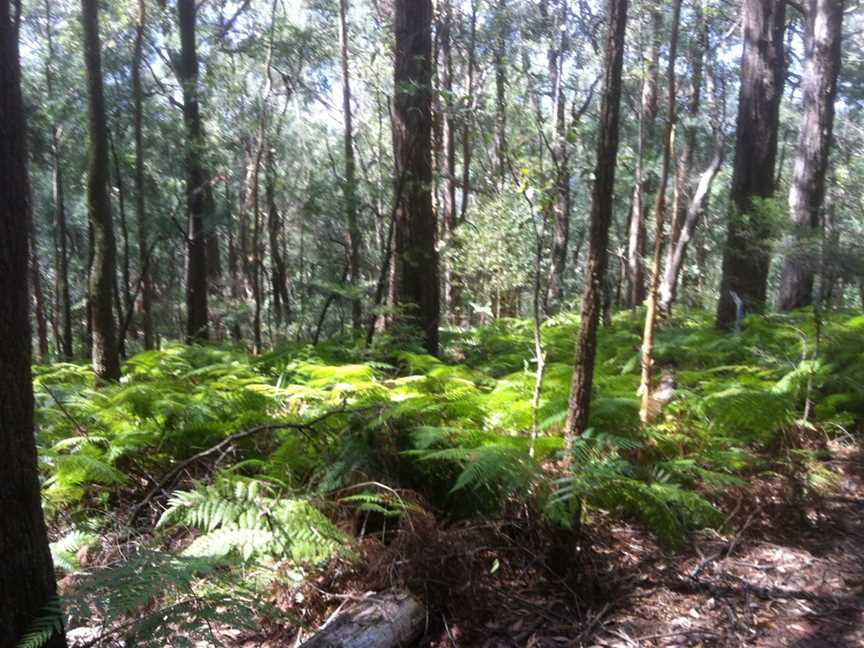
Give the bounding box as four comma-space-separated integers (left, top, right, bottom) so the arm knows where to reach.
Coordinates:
393, 0, 439, 355
177, 0, 209, 341
82, 0, 120, 381
638, 0, 682, 424
339, 0, 362, 333
299, 591, 424, 648
0, 1, 66, 644
131, 0, 153, 349
777, 0, 843, 310
563, 0, 629, 453
716, 0, 786, 328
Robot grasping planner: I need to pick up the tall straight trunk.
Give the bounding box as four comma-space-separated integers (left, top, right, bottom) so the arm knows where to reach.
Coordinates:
393, 0, 439, 355
0, 0, 66, 643
266, 148, 290, 327
563, 0, 629, 452
716, 0, 786, 328
131, 0, 152, 349
339, 0, 362, 332
493, 0, 508, 187
638, 0, 682, 424
109, 132, 132, 355
82, 0, 120, 381
30, 217, 49, 363
544, 0, 571, 312
625, 4, 661, 308
668, 2, 705, 258
458, 0, 478, 223
177, 0, 209, 341
777, 0, 843, 310
44, 0, 72, 358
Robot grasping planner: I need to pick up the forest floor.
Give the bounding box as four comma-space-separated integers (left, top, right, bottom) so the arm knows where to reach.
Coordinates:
264, 436, 864, 648
406, 437, 864, 648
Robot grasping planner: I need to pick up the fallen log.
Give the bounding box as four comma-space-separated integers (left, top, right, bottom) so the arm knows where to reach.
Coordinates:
299, 590, 426, 648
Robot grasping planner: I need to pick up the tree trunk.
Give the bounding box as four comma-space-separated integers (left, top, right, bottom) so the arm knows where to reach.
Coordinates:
638, 0, 682, 424
625, 4, 661, 308
493, 0, 508, 187
109, 131, 132, 356
30, 216, 50, 363
177, 0, 209, 341
0, 1, 66, 643
716, 0, 786, 328
777, 0, 843, 310
339, 0, 362, 333
131, 0, 153, 349
299, 591, 425, 648
458, 0, 477, 223
82, 0, 120, 381
544, 0, 571, 312
563, 0, 629, 453
266, 149, 290, 328
44, 0, 73, 359
393, 0, 439, 355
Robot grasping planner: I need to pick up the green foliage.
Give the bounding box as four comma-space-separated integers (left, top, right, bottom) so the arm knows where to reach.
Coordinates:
16, 596, 63, 648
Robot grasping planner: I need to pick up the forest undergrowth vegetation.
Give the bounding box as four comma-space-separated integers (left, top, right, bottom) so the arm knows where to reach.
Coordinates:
31, 309, 864, 645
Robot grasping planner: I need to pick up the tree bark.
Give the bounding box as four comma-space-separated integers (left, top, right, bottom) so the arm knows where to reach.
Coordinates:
625, 4, 661, 308
30, 216, 50, 363
82, 0, 121, 381
339, 0, 362, 333
638, 0, 682, 424
131, 0, 153, 349
563, 0, 629, 453
266, 149, 290, 328
777, 0, 843, 310
0, 0, 66, 643
177, 0, 209, 341
299, 591, 425, 648
716, 0, 786, 328
393, 0, 439, 355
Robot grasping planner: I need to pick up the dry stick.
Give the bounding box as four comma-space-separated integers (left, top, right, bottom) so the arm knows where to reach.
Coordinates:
638, 0, 682, 424
42, 384, 89, 438
128, 406, 379, 524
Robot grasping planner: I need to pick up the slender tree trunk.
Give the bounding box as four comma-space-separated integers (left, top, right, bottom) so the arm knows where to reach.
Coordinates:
131, 0, 153, 349
777, 0, 843, 310
177, 0, 209, 341
625, 4, 661, 308
266, 149, 290, 328
339, 0, 362, 333
493, 0, 508, 187
44, 0, 73, 358
82, 0, 120, 381
109, 132, 132, 355
716, 0, 786, 328
458, 0, 477, 223
638, 0, 682, 424
563, 0, 629, 453
30, 216, 50, 363
393, 0, 439, 355
0, 1, 66, 643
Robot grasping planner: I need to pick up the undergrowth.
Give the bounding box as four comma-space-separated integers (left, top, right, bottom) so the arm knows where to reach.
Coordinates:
27, 310, 864, 645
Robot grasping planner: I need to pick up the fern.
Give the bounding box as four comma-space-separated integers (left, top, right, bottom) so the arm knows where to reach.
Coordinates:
16, 596, 63, 648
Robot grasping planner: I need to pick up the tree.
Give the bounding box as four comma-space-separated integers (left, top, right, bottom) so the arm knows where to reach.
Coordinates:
563, 0, 629, 453
777, 0, 844, 310
0, 0, 65, 644
338, 0, 362, 333
393, 0, 439, 355
82, 0, 121, 381
716, 0, 786, 328
178, 0, 209, 342
131, 0, 154, 349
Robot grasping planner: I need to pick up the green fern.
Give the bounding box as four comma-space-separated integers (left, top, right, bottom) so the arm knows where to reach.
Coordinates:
16, 596, 63, 648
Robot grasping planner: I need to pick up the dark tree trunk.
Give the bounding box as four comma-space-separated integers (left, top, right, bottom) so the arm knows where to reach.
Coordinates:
339, 0, 362, 333
393, 0, 439, 355
0, 0, 66, 643
266, 149, 290, 328
716, 0, 786, 328
30, 217, 50, 363
177, 0, 209, 341
131, 0, 153, 349
458, 0, 477, 223
109, 131, 132, 356
82, 0, 120, 381
777, 0, 843, 310
563, 0, 629, 452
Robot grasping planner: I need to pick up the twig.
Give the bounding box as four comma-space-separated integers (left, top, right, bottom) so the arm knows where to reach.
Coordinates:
43, 384, 89, 438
